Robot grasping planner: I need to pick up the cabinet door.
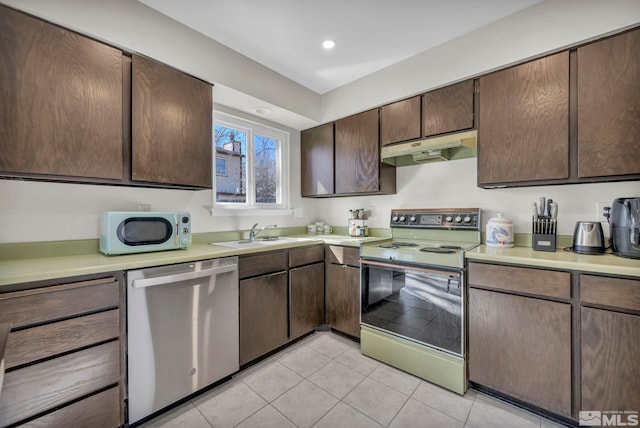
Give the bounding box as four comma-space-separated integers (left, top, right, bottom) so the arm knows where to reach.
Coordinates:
335, 109, 395, 194
581, 307, 640, 412
577, 28, 640, 178
380, 97, 421, 146
301, 123, 334, 196
423, 80, 474, 137
468, 288, 572, 417
326, 264, 360, 338
0, 5, 123, 180
478, 52, 569, 185
240, 272, 288, 365
290, 262, 325, 340
132, 54, 212, 188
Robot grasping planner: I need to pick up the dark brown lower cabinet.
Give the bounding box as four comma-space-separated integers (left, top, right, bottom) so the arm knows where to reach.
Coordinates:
580, 274, 640, 413
239, 271, 289, 365
290, 262, 325, 340
581, 307, 640, 412
468, 287, 572, 418
239, 246, 325, 365
325, 260, 360, 338
0, 274, 124, 427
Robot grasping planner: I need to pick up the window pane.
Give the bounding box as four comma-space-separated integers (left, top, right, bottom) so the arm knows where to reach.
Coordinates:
215, 124, 246, 203
215, 157, 227, 176
254, 134, 278, 204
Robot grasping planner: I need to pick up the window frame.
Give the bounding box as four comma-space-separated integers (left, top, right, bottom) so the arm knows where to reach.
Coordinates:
212, 111, 290, 214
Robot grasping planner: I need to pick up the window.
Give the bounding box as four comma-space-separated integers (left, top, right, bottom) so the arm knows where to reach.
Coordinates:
216, 157, 228, 177
213, 112, 289, 210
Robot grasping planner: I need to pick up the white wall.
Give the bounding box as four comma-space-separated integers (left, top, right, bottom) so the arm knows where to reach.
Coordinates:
304, 159, 640, 238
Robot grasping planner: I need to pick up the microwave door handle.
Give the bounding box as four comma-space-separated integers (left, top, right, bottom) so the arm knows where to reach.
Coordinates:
132, 264, 237, 288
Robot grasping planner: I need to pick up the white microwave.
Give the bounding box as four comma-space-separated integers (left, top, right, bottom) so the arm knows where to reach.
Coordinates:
99, 211, 191, 255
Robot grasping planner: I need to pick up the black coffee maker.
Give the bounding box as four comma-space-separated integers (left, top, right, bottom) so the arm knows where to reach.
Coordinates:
610, 197, 640, 259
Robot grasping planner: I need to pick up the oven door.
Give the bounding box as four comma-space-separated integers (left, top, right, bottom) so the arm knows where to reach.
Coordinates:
360, 259, 464, 357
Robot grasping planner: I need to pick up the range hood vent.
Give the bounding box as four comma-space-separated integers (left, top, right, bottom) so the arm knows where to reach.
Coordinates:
381, 130, 477, 167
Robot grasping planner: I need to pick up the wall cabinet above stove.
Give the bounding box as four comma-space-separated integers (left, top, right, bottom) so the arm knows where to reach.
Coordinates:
0, 5, 213, 190
423, 80, 475, 138
335, 109, 396, 195
478, 27, 640, 188
380, 97, 421, 147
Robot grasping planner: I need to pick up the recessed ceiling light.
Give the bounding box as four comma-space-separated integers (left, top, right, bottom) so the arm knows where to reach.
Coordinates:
255, 107, 272, 115
322, 39, 336, 49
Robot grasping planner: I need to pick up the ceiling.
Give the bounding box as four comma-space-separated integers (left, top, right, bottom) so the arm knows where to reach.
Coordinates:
138, 0, 542, 95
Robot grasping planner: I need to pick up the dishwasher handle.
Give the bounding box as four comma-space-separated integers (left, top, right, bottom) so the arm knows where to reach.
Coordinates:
132, 264, 237, 288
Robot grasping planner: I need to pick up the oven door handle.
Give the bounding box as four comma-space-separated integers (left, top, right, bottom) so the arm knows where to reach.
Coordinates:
360, 259, 461, 275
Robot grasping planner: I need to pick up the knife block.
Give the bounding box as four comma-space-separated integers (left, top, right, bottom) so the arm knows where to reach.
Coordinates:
532, 218, 557, 252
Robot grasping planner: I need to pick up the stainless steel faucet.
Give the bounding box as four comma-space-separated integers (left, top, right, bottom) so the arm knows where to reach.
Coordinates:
249, 223, 277, 241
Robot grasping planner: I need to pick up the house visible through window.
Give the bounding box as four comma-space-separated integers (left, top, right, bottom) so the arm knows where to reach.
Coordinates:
213, 112, 289, 209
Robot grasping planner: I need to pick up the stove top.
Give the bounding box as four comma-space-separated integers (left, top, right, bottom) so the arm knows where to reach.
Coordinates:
361, 208, 482, 268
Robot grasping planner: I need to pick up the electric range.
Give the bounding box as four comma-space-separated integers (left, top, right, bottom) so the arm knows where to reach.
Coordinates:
359, 208, 481, 395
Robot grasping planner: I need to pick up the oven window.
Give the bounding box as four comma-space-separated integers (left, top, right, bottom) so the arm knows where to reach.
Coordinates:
117, 217, 173, 245
361, 263, 463, 356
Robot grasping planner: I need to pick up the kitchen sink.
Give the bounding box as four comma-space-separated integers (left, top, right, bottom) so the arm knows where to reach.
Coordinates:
211, 236, 311, 249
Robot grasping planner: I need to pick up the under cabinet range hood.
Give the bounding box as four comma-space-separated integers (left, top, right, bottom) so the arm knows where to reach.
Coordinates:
381, 130, 477, 166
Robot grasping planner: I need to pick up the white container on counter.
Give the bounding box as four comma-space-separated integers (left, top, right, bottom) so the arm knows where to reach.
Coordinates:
486, 213, 515, 247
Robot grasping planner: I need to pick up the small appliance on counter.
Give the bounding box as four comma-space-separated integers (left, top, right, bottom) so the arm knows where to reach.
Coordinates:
100, 211, 191, 255
610, 197, 640, 259
571, 221, 606, 255
486, 213, 514, 247
531, 197, 558, 252
348, 208, 369, 237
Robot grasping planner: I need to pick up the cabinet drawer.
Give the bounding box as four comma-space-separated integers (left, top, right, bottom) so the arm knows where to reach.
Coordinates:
239, 251, 288, 279
326, 245, 360, 267
468, 263, 570, 300
289, 245, 324, 268
581, 274, 640, 312
0, 277, 119, 329
23, 386, 121, 428
0, 341, 120, 426
5, 309, 119, 369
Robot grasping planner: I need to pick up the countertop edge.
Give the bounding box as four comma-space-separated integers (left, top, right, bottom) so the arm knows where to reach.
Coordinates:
466, 245, 640, 278
0, 235, 388, 288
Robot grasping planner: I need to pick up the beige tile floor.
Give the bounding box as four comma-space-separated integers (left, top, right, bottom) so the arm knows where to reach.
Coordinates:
140, 331, 568, 428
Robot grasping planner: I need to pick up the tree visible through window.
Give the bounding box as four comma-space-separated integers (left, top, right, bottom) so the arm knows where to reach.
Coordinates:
213, 112, 288, 209
254, 135, 277, 203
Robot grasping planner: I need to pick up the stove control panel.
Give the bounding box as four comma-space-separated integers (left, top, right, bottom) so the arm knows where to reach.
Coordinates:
390, 209, 480, 230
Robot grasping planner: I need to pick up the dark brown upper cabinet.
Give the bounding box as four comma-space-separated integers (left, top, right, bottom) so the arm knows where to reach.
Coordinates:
335, 109, 395, 195
301, 123, 334, 196
423, 80, 475, 137
0, 5, 123, 181
577, 27, 640, 178
132, 55, 213, 188
380, 96, 421, 146
478, 52, 570, 186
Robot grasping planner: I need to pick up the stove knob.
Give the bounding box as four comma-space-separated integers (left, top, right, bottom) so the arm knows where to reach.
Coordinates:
392, 215, 399, 222
463, 216, 472, 223
445, 216, 453, 223
409, 216, 417, 223
454, 216, 462, 223
399, 216, 406, 222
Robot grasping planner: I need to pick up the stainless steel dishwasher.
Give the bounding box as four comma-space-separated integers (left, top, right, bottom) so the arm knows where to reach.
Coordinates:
126, 257, 239, 424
